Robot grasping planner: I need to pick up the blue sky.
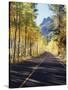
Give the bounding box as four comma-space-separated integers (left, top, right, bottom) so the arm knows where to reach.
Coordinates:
35, 4, 54, 25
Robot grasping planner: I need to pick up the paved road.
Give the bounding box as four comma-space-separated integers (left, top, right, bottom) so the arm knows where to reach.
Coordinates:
9, 52, 66, 88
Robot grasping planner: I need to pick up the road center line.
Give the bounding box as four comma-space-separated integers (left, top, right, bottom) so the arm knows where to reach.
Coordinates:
19, 58, 45, 87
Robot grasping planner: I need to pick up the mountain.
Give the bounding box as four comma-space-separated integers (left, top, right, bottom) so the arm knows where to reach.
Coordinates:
40, 17, 53, 38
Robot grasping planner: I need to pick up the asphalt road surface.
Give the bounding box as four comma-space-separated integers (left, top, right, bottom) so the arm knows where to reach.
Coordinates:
9, 52, 66, 88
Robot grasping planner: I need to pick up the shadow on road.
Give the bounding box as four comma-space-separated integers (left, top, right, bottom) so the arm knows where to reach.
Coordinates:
9, 51, 66, 88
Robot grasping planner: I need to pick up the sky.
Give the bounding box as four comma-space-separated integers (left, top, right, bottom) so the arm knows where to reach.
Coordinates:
35, 4, 54, 25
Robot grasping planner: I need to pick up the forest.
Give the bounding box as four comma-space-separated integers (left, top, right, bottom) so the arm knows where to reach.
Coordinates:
9, 2, 66, 64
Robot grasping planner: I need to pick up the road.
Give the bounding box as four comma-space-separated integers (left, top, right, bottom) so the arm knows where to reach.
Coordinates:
9, 52, 66, 88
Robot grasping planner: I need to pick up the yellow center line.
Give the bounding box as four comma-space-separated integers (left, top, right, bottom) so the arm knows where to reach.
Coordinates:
19, 59, 44, 87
